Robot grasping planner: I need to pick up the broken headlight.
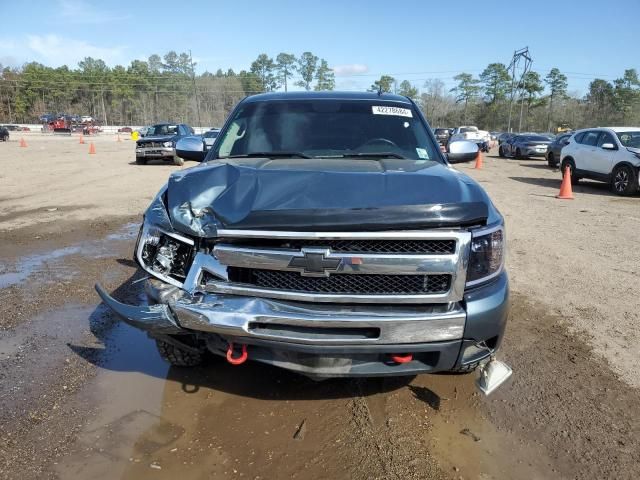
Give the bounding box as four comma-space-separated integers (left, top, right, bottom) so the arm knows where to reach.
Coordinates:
466, 225, 505, 287
135, 222, 194, 287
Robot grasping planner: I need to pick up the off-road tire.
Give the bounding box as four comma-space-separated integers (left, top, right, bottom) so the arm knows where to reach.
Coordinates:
155, 338, 203, 366
561, 158, 580, 184
498, 146, 505, 158
173, 155, 185, 166
611, 164, 638, 196
135, 156, 147, 165
515, 148, 523, 159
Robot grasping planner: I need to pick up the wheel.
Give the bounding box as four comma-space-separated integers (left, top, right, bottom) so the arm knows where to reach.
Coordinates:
155, 337, 203, 366
498, 146, 505, 158
611, 164, 638, 196
135, 156, 147, 165
561, 158, 580, 184
547, 153, 555, 168
173, 155, 185, 166
515, 148, 523, 159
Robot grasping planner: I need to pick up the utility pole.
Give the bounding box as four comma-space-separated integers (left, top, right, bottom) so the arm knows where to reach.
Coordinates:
506, 47, 532, 133
189, 50, 202, 128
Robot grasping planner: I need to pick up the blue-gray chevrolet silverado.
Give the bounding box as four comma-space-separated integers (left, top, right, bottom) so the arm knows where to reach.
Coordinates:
96, 92, 510, 391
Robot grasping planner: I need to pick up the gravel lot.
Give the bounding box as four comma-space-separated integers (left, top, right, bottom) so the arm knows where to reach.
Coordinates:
0, 135, 638, 479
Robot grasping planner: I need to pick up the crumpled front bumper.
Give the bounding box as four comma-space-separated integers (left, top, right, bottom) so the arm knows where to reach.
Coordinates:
95, 272, 509, 377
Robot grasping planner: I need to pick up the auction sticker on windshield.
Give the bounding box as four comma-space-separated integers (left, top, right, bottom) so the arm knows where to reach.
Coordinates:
372, 106, 413, 117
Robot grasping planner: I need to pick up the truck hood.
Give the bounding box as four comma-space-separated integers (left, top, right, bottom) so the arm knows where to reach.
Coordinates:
161, 158, 498, 237
137, 135, 176, 145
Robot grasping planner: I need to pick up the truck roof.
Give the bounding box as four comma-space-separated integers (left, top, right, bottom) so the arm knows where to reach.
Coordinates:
243, 91, 413, 104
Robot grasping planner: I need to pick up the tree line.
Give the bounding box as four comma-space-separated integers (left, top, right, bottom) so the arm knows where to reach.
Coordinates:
0, 51, 638, 132
375, 66, 640, 132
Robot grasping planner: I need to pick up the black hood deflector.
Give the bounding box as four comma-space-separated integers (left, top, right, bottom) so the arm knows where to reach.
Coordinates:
164, 159, 490, 237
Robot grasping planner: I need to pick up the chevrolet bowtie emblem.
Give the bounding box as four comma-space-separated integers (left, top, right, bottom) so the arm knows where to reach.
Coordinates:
288, 249, 342, 277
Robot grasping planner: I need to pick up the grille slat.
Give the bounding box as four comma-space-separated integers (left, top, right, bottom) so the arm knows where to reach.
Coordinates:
224, 238, 456, 255
227, 267, 451, 295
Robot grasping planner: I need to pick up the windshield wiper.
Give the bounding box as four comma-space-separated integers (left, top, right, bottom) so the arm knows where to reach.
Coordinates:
336, 152, 407, 159
225, 151, 312, 159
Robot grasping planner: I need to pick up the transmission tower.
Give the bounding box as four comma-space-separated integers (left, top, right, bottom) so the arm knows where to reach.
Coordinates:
506, 47, 532, 133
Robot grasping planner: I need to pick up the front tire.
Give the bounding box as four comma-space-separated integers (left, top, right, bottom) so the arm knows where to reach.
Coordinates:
135, 156, 147, 165
498, 146, 505, 158
155, 337, 203, 366
561, 158, 580, 184
611, 164, 638, 196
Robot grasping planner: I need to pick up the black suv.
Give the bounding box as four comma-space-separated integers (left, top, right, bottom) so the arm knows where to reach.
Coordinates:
135, 123, 194, 166
0, 126, 9, 142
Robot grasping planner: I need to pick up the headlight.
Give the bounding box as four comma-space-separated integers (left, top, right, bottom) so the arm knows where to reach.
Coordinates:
135, 222, 194, 287
163, 141, 174, 147
466, 225, 505, 287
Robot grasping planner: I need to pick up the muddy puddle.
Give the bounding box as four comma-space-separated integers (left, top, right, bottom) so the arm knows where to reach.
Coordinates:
0, 222, 138, 289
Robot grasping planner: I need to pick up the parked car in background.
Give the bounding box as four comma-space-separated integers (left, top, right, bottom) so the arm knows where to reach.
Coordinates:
560, 127, 640, 195
135, 123, 195, 166
118, 127, 133, 133
81, 115, 93, 123
499, 134, 552, 159
434, 128, 451, 146
203, 128, 220, 149
497, 132, 514, 145
546, 133, 572, 168
0, 126, 9, 141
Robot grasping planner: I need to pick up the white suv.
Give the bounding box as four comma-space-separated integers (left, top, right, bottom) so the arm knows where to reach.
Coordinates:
560, 127, 640, 195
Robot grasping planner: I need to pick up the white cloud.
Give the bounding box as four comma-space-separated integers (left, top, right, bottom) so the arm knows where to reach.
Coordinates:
58, 0, 130, 24
331, 64, 369, 76
0, 34, 127, 67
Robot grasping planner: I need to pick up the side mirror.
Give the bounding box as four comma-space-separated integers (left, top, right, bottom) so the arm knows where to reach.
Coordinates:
176, 135, 206, 162
447, 140, 479, 163
601, 142, 616, 150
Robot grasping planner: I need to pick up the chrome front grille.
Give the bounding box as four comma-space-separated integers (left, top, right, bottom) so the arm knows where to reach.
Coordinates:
181, 229, 472, 304
228, 267, 451, 295
227, 238, 456, 254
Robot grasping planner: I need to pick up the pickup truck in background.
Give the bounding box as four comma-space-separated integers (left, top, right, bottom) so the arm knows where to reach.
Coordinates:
98, 92, 511, 395
135, 123, 194, 166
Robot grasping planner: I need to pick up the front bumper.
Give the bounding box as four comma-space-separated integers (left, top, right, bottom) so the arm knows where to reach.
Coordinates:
96, 272, 509, 377
135, 146, 175, 158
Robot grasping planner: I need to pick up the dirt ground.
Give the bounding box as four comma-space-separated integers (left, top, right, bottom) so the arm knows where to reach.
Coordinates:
0, 135, 638, 479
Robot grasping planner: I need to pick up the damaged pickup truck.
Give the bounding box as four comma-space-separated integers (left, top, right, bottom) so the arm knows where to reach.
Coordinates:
97, 92, 511, 394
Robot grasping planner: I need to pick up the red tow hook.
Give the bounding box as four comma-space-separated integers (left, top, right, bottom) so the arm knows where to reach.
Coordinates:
390, 353, 413, 364
226, 343, 248, 365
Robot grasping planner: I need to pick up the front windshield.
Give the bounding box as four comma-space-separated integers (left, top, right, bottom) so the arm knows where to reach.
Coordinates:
148, 124, 177, 136
616, 131, 640, 148
213, 100, 439, 161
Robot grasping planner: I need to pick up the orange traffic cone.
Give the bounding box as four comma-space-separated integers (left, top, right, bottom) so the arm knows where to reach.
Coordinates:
88, 142, 96, 155
19, 137, 27, 148
557, 166, 574, 199
474, 150, 483, 169
79, 134, 85, 144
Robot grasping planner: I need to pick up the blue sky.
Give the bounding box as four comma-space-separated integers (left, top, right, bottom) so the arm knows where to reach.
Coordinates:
2, 0, 639, 95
